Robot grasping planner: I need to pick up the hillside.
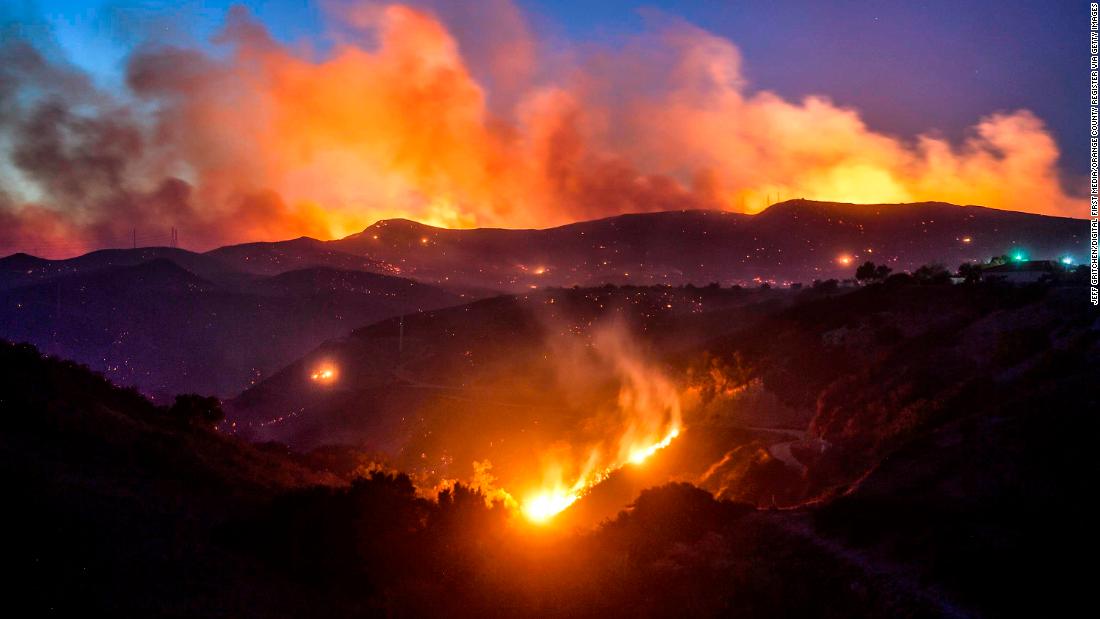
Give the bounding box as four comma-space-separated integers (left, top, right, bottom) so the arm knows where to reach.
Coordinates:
5, 200, 1085, 296
3, 337, 1018, 617
320, 200, 1086, 291
15, 278, 1091, 615
0, 340, 340, 616
0, 260, 463, 399
204, 237, 398, 277
0, 247, 248, 290
231, 275, 1096, 563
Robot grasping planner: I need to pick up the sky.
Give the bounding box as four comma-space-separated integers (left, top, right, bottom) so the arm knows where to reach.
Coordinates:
16, 0, 1079, 171
0, 1, 1084, 255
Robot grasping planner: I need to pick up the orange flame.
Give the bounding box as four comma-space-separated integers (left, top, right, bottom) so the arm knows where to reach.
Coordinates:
517, 323, 684, 524
310, 364, 338, 383
522, 426, 682, 523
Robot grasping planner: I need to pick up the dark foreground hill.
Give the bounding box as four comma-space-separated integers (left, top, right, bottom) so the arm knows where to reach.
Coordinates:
1, 340, 340, 616
0, 260, 462, 398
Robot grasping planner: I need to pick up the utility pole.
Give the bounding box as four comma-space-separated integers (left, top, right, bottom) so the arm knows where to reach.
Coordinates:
54, 279, 61, 352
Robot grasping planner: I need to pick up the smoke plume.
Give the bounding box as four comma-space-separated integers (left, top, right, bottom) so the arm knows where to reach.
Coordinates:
0, 1, 1080, 257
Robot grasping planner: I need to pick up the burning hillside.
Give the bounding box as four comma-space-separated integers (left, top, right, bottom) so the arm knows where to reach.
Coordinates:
227, 286, 770, 520
513, 323, 685, 523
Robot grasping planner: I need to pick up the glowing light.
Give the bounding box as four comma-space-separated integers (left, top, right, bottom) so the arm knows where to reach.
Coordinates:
962, 237, 972, 243
837, 255, 852, 266
1061, 256, 1073, 265
627, 428, 680, 465
533, 266, 547, 275
1012, 253, 1026, 262
523, 491, 579, 523
520, 426, 682, 524
310, 365, 337, 383
420, 237, 429, 245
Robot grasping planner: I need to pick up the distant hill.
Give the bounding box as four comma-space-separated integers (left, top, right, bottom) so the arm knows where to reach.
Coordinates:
205, 236, 398, 277
5, 200, 1086, 294
0, 260, 462, 399
322, 200, 1087, 291
0, 247, 247, 290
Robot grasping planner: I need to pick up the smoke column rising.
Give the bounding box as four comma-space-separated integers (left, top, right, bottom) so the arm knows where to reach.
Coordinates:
0, 1, 1080, 257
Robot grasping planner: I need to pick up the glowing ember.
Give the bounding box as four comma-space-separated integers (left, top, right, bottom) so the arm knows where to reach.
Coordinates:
837, 255, 852, 266
310, 366, 337, 383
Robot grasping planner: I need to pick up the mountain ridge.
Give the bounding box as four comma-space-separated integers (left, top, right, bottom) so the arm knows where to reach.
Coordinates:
2, 200, 1088, 294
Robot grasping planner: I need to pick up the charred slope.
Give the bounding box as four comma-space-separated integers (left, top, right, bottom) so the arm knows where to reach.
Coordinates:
0, 259, 462, 398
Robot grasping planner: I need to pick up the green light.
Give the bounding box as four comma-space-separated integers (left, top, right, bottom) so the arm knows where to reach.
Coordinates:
1061, 257, 1073, 265
1012, 253, 1024, 262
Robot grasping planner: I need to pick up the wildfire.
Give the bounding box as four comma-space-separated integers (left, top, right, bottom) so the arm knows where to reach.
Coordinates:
310, 365, 337, 383
628, 427, 680, 464
523, 491, 579, 523
521, 425, 682, 524
0, 3, 1079, 259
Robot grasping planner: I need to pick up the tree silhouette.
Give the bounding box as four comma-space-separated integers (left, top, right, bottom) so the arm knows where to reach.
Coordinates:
168, 394, 224, 427
856, 261, 893, 283
855, 261, 877, 281
958, 263, 982, 284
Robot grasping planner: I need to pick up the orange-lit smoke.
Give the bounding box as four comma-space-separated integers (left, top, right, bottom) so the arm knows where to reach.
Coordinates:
0, 1, 1080, 257
517, 322, 684, 523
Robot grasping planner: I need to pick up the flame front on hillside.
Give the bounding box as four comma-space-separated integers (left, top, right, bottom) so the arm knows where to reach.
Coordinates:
522, 426, 681, 523
518, 323, 684, 524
